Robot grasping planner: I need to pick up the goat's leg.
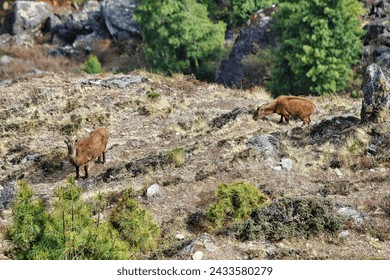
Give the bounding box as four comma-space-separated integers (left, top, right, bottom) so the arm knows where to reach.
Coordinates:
102, 151, 106, 163
75, 166, 80, 179
84, 165, 89, 178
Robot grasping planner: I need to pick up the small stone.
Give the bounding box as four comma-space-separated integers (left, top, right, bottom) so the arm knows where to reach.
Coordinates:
338, 230, 350, 239
334, 168, 343, 177
271, 166, 282, 171
192, 251, 203, 260
175, 234, 185, 240
281, 158, 293, 171
146, 184, 160, 198
131, 140, 141, 147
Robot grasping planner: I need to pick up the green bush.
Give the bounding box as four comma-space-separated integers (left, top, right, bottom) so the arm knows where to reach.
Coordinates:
232, 197, 345, 241
207, 182, 270, 230
269, 0, 365, 96
83, 54, 103, 74
6, 178, 130, 259
135, 0, 226, 81
110, 188, 160, 254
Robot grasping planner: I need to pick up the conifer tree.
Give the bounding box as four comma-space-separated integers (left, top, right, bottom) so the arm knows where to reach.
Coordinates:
6, 178, 130, 260
135, 0, 226, 80
270, 0, 364, 96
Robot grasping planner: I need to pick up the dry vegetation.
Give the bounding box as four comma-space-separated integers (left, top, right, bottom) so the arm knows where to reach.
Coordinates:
0, 71, 389, 260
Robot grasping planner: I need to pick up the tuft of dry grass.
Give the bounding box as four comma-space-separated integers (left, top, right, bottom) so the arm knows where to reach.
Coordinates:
0, 45, 81, 80
338, 128, 370, 170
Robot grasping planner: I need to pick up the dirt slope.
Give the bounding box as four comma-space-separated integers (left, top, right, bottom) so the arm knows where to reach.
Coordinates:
0, 71, 389, 260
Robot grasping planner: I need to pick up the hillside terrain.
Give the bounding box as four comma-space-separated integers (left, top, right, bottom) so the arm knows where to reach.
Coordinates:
0, 71, 389, 260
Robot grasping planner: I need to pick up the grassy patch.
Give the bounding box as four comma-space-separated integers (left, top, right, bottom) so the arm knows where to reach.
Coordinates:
147, 91, 161, 99
61, 114, 83, 135
168, 148, 186, 167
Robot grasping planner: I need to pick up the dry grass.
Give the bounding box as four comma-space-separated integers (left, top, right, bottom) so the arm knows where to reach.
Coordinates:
0, 71, 389, 260
0, 45, 81, 80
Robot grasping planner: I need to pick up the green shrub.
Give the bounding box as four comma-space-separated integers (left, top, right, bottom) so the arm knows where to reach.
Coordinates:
110, 188, 160, 254
232, 197, 345, 241
207, 182, 270, 230
6, 178, 130, 259
83, 54, 103, 74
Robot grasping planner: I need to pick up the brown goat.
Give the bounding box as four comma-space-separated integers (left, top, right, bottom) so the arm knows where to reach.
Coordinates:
254, 96, 316, 126
64, 127, 109, 179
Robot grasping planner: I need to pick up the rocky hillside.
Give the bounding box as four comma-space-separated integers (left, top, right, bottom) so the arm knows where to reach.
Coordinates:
0, 70, 389, 260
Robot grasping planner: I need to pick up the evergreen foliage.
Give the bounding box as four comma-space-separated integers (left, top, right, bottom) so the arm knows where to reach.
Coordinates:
270, 0, 365, 96
83, 54, 103, 74
134, 0, 226, 80
6, 178, 130, 259
109, 188, 160, 254
207, 182, 270, 230
230, 0, 279, 26
199, 0, 279, 27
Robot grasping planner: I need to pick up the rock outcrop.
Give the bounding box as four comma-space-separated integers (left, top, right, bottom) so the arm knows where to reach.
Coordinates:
0, 0, 141, 55
361, 63, 390, 123
215, 7, 277, 88
102, 0, 141, 41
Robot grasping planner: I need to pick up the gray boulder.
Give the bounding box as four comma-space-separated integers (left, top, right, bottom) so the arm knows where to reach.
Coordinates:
215, 7, 277, 87
361, 63, 390, 123
12, 1, 53, 35
102, 0, 141, 41
81, 75, 148, 88
362, 16, 390, 69
247, 134, 286, 167
54, 1, 106, 45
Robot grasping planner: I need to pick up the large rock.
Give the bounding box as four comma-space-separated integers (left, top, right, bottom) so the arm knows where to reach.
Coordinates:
215, 7, 277, 87
102, 0, 141, 41
362, 0, 390, 18
54, 1, 106, 45
247, 134, 286, 167
362, 16, 390, 69
0, 181, 16, 211
12, 1, 53, 35
361, 63, 390, 123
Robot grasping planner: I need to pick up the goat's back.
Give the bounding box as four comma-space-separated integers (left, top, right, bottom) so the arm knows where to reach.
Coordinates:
76, 127, 109, 159
279, 97, 316, 117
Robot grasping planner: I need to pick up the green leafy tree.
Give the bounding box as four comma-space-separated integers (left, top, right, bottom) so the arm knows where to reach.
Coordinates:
269, 0, 365, 96
135, 0, 226, 80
